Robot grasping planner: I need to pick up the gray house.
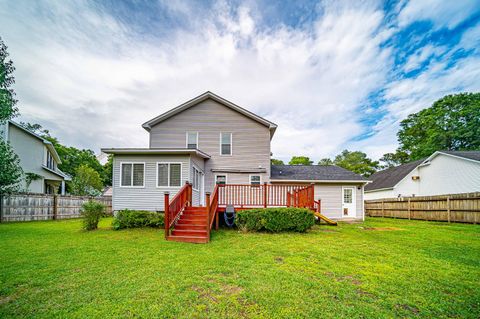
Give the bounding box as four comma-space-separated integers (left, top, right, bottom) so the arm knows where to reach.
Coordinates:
0, 120, 70, 194
103, 92, 369, 220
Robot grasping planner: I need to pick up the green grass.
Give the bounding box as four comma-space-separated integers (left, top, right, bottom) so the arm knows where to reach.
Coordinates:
0, 218, 479, 318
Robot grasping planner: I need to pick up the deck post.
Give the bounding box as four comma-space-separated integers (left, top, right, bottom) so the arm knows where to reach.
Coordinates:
215, 210, 219, 230
164, 192, 170, 240
186, 181, 192, 206
310, 183, 315, 209
263, 182, 268, 208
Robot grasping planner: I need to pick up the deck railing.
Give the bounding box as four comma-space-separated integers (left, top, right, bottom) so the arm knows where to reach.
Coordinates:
164, 182, 192, 239
206, 185, 219, 240
217, 183, 314, 209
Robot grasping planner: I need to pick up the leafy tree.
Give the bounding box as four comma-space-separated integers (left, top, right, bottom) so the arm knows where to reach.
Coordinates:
271, 158, 284, 165
288, 156, 313, 165
103, 154, 113, 186
379, 151, 409, 168
70, 164, 103, 196
0, 140, 23, 193
0, 37, 18, 122
397, 93, 480, 161
333, 150, 379, 177
318, 158, 333, 165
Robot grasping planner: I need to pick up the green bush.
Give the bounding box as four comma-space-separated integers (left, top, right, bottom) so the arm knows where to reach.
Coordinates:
112, 209, 164, 230
236, 207, 315, 233
81, 200, 105, 231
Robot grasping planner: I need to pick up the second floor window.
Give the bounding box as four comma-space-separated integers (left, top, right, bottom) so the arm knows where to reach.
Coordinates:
186, 132, 198, 149
46, 151, 55, 170
220, 132, 232, 155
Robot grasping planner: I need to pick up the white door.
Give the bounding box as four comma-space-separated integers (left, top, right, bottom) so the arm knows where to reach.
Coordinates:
342, 187, 356, 218
200, 172, 205, 206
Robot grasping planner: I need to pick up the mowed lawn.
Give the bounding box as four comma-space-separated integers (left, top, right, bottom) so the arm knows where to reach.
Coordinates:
0, 218, 479, 318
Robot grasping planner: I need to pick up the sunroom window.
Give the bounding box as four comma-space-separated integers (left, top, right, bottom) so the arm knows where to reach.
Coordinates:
157, 163, 182, 187
121, 163, 145, 187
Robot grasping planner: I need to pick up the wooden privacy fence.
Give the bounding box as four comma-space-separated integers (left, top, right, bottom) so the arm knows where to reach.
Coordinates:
365, 192, 480, 224
0, 193, 112, 222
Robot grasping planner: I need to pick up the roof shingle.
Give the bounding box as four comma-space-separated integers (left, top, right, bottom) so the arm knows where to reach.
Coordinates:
271, 165, 367, 182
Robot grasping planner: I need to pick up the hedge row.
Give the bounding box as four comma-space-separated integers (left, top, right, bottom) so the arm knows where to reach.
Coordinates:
112, 209, 164, 230
236, 207, 315, 232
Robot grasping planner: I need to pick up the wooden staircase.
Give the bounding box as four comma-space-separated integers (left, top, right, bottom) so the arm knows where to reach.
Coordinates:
168, 206, 209, 243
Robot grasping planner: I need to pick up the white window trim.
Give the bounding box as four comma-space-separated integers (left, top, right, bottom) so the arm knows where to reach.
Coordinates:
185, 131, 199, 149
119, 162, 146, 188
192, 165, 202, 191
249, 174, 262, 185
219, 132, 232, 156
156, 162, 183, 188
215, 174, 228, 185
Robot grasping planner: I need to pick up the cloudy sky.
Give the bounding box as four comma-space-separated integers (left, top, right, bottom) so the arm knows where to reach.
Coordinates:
1, 0, 479, 162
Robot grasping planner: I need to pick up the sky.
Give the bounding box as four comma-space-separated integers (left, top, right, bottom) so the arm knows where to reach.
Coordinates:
0, 0, 479, 163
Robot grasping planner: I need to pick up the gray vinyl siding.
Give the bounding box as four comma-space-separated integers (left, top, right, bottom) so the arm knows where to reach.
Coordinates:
112, 154, 190, 211
313, 183, 364, 220
149, 98, 271, 193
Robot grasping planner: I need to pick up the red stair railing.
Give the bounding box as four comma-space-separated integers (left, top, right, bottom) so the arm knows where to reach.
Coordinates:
164, 182, 192, 239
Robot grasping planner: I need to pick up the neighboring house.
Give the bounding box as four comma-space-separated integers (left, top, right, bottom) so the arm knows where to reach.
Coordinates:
102, 91, 369, 220
365, 151, 480, 200
0, 120, 70, 194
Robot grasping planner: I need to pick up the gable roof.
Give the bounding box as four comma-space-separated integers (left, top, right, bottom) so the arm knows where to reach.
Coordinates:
270, 165, 368, 182
8, 121, 62, 164
365, 150, 480, 192
435, 150, 480, 162
364, 159, 425, 191
142, 91, 278, 137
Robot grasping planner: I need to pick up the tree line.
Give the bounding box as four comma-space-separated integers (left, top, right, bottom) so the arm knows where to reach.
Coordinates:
272, 92, 480, 177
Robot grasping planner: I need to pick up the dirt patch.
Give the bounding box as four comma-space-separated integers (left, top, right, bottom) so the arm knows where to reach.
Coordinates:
395, 303, 420, 315
274, 256, 284, 263
362, 227, 403, 231
221, 284, 243, 294
357, 289, 375, 298
325, 272, 362, 285
0, 295, 14, 305
319, 229, 338, 232
191, 285, 218, 303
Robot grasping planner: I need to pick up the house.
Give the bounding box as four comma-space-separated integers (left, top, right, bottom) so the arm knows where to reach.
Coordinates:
364, 151, 480, 200
0, 120, 70, 194
102, 91, 369, 220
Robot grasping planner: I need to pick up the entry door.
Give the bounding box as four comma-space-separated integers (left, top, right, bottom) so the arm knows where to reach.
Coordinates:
342, 187, 356, 218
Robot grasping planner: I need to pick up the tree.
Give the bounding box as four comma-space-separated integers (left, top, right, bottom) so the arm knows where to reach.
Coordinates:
0, 37, 18, 123
333, 150, 379, 177
397, 93, 480, 161
318, 158, 333, 165
70, 164, 103, 196
288, 156, 313, 165
271, 158, 284, 165
103, 154, 113, 186
0, 140, 23, 193
379, 151, 409, 169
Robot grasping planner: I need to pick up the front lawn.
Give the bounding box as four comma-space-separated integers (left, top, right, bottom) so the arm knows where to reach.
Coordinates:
0, 218, 479, 318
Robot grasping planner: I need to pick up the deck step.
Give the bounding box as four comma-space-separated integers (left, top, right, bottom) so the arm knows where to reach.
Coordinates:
172, 229, 208, 237
174, 224, 207, 230
167, 235, 209, 244
182, 210, 207, 215
179, 215, 206, 221
176, 219, 207, 225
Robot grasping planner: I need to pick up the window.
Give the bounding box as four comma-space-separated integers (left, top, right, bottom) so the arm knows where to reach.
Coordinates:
46, 151, 55, 170
157, 163, 182, 187
186, 132, 198, 149
250, 175, 261, 185
343, 188, 353, 204
121, 163, 145, 187
215, 175, 227, 185
220, 132, 232, 155
192, 166, 201, 190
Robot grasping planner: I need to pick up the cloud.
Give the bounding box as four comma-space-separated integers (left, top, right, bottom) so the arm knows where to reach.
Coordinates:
0, 0, 478, 163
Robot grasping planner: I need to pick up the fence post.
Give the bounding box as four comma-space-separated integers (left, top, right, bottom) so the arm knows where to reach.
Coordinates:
263, 182, 268, 208
164, 192, 170, 240
381, 200, 384, 218
447, 196, 451, 223
53, 194, 58, 220
408, 198, 411, 220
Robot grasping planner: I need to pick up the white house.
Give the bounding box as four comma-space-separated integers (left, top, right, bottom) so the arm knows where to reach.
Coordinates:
365, 151, 480, 200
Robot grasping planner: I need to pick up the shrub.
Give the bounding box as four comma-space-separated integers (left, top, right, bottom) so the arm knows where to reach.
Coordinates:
112, 209, 164, 230
81, 200, 105, 231
236, 207, 315, 233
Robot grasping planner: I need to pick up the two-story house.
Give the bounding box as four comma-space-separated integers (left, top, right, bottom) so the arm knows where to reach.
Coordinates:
103, 92, 369, 222
0, 120, 70, 194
